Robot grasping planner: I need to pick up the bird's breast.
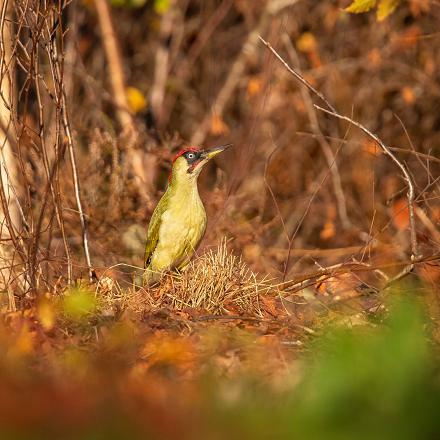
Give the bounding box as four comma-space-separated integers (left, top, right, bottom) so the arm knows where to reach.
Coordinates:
154, 189, 206, 267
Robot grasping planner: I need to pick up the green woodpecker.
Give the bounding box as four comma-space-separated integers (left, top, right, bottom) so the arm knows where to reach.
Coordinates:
143, 144, 231, 284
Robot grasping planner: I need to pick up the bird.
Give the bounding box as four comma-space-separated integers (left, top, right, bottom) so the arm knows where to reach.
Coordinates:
143, 144, 231, 284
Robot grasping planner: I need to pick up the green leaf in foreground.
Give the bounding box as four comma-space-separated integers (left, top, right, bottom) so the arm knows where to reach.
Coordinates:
207, 297, 440, 439
62, 287, 96, 320
289, 298, 439, 439
110, 0, 147, 7
154, 0, 170, 14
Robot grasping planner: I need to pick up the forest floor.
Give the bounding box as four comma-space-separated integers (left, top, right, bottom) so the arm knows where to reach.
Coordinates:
1, 242, 440, 439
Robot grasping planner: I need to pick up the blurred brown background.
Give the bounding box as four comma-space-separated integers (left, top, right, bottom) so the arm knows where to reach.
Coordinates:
2, 0, 439, 292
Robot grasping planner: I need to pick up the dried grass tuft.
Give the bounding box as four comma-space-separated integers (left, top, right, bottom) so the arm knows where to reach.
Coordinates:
163, 239, 275, 315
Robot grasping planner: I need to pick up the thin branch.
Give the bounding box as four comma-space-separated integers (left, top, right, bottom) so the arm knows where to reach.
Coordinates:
314, 104, 419, 260
260, 35, 420, 284
296, 131, 440, 165
62, 93, 93, 281
191, 0, 300, 145
33, 36, 72, 284
264, 142, 290, 245
282, 34, 351, 230
259, 35, 336, 113
162, 0, 233, 126
49, 5, 93, 281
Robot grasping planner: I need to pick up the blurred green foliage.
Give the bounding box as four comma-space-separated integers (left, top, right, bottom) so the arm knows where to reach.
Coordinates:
109, 0, 147, 8
207, 298, 440, 439
153, 0, 170, 14
62, 286, 97, 320
109, 0, 171, 12
286, 299, 439, 439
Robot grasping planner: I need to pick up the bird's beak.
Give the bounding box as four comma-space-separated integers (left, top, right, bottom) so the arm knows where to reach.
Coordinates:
203, 143, 232, 161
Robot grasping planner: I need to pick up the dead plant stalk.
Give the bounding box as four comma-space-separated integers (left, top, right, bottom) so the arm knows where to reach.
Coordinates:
48, 5, 93, 281
93, 0, 134, 131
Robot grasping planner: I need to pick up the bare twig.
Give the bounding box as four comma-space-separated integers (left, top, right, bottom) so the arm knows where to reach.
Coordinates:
260, 35, 420, 284
162, 0, 233, 126
191, 0, 300, 145
63, 110, 93, 282
33, 26, 72, 285
282, 33, 351, 230
415, 206, 440, 244
314, 104, 419, 261
48, 5, 93, 281
279, 254, 440, 295
264, 143, 290, 246
296, 131, 440, 165
259, 36, 336, 113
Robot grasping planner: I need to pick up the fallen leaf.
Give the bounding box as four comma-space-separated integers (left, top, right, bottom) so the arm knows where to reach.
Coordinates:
377, 0, 401, 21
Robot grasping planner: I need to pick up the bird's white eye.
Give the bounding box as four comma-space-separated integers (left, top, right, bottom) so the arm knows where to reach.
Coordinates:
187, 153, 195, 159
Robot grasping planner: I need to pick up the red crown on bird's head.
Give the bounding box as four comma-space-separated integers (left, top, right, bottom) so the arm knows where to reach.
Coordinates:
169, 146, 201, 182
172, 146, 200, 164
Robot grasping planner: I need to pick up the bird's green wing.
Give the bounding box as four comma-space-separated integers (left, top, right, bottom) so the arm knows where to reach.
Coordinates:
144, 191, 169, 268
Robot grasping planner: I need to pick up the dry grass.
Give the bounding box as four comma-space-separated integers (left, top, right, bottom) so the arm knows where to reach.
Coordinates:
150, 239, 276, 315
93, 240, 277, 317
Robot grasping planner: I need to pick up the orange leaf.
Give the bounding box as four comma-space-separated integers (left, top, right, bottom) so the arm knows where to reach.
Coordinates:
247, 76, 263, 98
409, 0, 430, 16
363, 139, 382, 157
392, 26, 421, 51
210, 115, 230, 136
401, 86, 416, 105
320, 221, 335, 240
367, 48, 382, 67
296, 32, 317, 53
391, 198, 410, 230
315, 273, 367, 300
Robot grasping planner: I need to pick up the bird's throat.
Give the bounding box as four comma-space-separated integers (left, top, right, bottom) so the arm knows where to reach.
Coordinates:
168, 172, 200, 200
